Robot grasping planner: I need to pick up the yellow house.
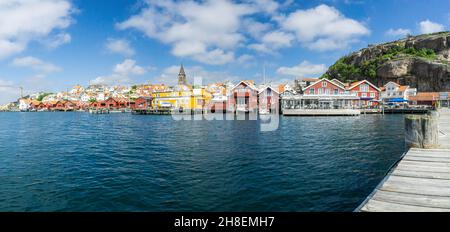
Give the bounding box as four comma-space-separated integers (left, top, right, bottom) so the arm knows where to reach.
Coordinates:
152, 86, 212, 110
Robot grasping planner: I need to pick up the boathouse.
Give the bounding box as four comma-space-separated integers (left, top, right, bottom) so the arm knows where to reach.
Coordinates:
134, 97, 152, 109
258, 86, 280, 114
228, 81, 258, 113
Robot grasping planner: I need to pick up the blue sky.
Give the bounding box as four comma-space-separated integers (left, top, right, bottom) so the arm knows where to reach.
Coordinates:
1, 0, 450, 104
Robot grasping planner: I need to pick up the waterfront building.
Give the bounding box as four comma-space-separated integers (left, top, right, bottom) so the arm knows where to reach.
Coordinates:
348, 80, 381, 107
152, 87, 212, 111
301, 79, 359, 109
258, 85, 280, 114
19, 98, 31, 111
134, 97, 152, 109
380, 81, 417, 105
228, 80, 259, 113
408, 92, 450, 107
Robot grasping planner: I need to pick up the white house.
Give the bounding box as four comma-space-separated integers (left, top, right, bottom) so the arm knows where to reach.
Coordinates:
381, 81, 417, 103
19, 98, 30, 111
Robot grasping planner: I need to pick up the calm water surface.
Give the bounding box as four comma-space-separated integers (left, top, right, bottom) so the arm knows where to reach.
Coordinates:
0, 112, 405, 212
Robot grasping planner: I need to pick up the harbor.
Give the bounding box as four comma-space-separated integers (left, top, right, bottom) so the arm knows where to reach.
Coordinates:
357, 109, 450, 212
0, 112, 406, 211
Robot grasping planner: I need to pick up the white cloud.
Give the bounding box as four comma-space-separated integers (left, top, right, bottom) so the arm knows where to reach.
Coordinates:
45, 32, 71, 48
116, 0, 256, 65
249, 30, 294, 53
277, 61, 327, 77
244, 0, 280, 16
385, 28, 411, 37
237, 54, 255, 63
113, 59, 146, 76
280, 4, 369, 51
11, 56, 62, 74
105, 38, 135, 57
242, 19, 272, 39
419, 20, 445, 34
91, 59, 146, 85
0, 0, 75, 59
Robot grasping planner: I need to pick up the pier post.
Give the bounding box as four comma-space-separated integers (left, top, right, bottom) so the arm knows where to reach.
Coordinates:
405, 112, 439, 149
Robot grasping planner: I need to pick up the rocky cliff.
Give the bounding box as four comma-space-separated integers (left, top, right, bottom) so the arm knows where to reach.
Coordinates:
323, 32, 450, 91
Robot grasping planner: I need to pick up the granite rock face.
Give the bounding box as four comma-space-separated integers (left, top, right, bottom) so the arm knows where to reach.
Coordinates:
325, 32, 450, 91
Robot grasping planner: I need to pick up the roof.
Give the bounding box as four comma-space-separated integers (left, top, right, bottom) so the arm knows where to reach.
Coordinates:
331, 79, 345, 87
348, 80, 381, 92
384, 81, 401, 87
258, 85, 280, 94
230, 80, 258, 91
398, 86, 409, 92
408, 92, 441, 101
303, 78, 345, 91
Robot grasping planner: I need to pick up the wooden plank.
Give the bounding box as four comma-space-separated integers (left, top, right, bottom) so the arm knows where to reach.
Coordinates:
360, 199, 450, 212
407, 151, 450, 157
406, 152, 450, 157
408, 148, 450, 154
407, 150, 450, 156
396, 164, 450, 174
399, 160, 450, 168
371, 190, 450, 209
380, 180, 450, 197
385, 175, 450, 187
404, 156, 450, 163
393, 169, 450, 180
406, 152, 450, 159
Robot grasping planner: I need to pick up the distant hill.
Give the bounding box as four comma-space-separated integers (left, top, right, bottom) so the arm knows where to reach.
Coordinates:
322, 32, 450, 91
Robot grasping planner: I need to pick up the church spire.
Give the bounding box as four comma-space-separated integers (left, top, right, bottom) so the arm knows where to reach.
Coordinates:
178, 64, 187, 85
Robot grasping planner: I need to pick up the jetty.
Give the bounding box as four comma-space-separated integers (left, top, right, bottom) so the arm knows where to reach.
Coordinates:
357, 108, 450, 212
282, 109, 361, 116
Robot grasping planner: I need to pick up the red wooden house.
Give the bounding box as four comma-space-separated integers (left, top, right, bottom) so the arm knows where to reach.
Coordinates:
105, 98, 119, 109
347, 80, 381, 107
228, 81, 258, 113
304, 79, 346, 95
134, 97, 152, 109
302, 79, 359, 109
90, 100, 105, 109
258, 86, 280, 113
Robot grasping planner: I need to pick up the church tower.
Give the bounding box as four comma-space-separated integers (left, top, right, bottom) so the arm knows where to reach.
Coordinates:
178, 64, 187, 85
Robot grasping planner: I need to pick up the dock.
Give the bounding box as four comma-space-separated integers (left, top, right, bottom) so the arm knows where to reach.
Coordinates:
282, 109, 361, 116
357, 108, 450, 212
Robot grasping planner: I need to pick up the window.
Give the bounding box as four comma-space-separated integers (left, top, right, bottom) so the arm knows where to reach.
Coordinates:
370, 92, 375, 98
322, 81, 327, 87
318, 88, 323, 94
310, 88, 314, 94
325, 89, 330, 95
334, 89, 338, 95
362, 93, 367, 97
361, 84, 369, 92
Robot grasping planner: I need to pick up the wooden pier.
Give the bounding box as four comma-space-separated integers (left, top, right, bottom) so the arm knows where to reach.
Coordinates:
357, 109, 450, 212
282, 109, 361, 116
